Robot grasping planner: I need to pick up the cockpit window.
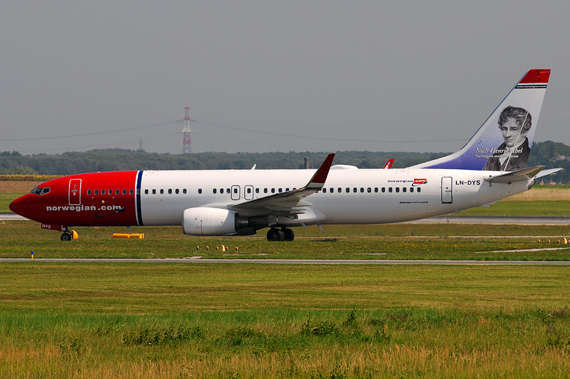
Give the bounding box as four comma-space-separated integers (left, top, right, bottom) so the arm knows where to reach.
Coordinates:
31, 187, 50, 195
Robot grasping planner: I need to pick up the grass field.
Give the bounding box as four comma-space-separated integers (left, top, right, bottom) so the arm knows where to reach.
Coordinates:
0, 262, 570, 378
2, 221, 570, 261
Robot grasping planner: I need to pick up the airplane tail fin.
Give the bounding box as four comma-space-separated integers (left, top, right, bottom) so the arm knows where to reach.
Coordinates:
409, 69, 550, 171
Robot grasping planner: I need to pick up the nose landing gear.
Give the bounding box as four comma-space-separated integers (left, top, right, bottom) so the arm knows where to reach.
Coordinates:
266, 227, 295, 241
60, 229, 78, 241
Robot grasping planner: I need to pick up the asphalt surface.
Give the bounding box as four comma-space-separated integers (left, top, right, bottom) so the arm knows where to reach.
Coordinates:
2, 213, 570, 225
0, 258, 569, 265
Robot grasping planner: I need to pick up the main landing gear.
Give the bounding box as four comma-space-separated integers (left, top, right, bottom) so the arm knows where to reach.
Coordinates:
266, 227, 295, 242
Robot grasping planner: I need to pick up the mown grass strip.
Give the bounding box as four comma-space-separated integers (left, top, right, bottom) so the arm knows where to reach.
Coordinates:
2, 221, 570, 261
0, 263, 569, 378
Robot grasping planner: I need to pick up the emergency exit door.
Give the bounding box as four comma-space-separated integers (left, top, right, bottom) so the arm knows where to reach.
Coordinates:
441, 177, 453, 204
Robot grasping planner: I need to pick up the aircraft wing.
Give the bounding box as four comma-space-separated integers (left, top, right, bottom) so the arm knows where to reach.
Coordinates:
484, 166, 545, 184
227, 153, 335, 216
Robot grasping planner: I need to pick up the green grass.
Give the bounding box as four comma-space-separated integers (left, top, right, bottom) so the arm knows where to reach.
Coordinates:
450, 200, 570, 217
0, 193, 17, 212
2, 220, 570, 261
1, 263, 570, 378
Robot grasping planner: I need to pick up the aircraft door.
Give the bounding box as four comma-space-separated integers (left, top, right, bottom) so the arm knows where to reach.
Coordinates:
69, 179, 82, 206
231, 185, 241, 201
441, 177, 452, 204
244, 185, 254, 200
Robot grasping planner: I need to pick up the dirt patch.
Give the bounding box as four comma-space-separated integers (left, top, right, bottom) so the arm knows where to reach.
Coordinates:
504, 188, 570, 201
0, 181, 42, 194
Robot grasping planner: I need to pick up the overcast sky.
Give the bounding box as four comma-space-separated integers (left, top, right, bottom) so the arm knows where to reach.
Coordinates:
1, 1, 568, 155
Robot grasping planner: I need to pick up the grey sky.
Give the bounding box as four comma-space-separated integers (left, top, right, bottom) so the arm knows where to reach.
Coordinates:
1, 1, 568, 155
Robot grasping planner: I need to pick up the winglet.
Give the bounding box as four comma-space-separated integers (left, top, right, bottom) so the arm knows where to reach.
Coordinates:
307, 153, 335, 189
383, 159, 394, 169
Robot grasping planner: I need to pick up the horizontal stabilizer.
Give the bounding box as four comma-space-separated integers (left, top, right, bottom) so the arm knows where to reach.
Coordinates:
484, 166, 544, 184
535, 168, 563, 179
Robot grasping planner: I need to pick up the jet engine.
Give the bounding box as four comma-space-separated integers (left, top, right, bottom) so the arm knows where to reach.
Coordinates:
182, 207, 258, 236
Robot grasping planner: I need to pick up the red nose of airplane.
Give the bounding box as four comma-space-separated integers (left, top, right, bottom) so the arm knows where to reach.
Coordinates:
9, 195, 30, 218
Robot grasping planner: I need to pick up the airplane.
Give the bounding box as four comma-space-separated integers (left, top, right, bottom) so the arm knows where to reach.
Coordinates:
10, 69, 561, 242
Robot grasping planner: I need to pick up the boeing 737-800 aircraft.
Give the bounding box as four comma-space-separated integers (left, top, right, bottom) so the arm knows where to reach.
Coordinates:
10, 69, 560, 241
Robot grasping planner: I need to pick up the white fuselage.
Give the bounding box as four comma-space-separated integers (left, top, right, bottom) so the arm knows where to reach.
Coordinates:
138, 167, 529, 227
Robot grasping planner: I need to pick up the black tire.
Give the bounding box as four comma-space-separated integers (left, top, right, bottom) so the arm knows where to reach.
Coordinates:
267, 228, 285, 241
60, 233, 72, 242
283, 228, 295, 241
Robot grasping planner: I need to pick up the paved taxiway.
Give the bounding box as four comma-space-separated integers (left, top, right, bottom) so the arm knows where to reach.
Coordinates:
2, 213, 569, 225
0, 258, 569, 265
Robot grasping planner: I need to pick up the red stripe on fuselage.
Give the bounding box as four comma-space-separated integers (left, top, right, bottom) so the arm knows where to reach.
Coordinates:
9, 171, 139, 227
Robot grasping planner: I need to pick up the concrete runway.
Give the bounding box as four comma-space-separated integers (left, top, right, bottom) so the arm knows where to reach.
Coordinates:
1, 258, 569, 265
2, 212, 570, 225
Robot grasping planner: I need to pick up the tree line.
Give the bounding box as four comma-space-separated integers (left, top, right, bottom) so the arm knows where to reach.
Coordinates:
0, 141, 568, 183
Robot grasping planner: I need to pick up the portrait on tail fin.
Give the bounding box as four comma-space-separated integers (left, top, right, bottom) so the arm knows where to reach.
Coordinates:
483, 106, 532, 171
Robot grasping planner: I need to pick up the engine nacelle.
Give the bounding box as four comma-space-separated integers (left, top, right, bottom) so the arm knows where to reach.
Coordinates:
182, 207, 257, 236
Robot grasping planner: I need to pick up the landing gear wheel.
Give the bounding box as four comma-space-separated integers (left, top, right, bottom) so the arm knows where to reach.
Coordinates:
60, 233, 72, 242
282, 228, 295, 241
266, 228, 285, 241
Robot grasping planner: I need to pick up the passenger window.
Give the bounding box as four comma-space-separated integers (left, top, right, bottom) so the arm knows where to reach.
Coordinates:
87, 190, 92, 195
101, 190, 106, 195
95, 190, 99, 195
279, 188, 282, 193
144, 189, 148, 195
360, 188, 364, 193
213, 189, 217, 194
417, 187, 422, 193
389, 187, 392, 193
175, 189, 179, 194
152, 189, 156, 194
374, 188, 378, 193
403, 187, 407, 193
226, 188, 230, 193
198, 189, 203, 194
109, 189, 112, 195
286, 188, 289, 192
338, 188, 342, 193
346, 188, 350, 193
264, 188, 268, 193
247, 188, 251, 194
233, 188, 238, 194
367, 188, 371, 193
168, 189, 172, 194
323, 188, 327, 193
396, 187, 400, 193
410, 187, 414, 193
160, 189, 164, 194
255, 188, 259, 194
382, 187, 385, 193
183, 189, 187, 194
271, 188, 275, 194
353, 188, 357, 193
220, 188, 224, 194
